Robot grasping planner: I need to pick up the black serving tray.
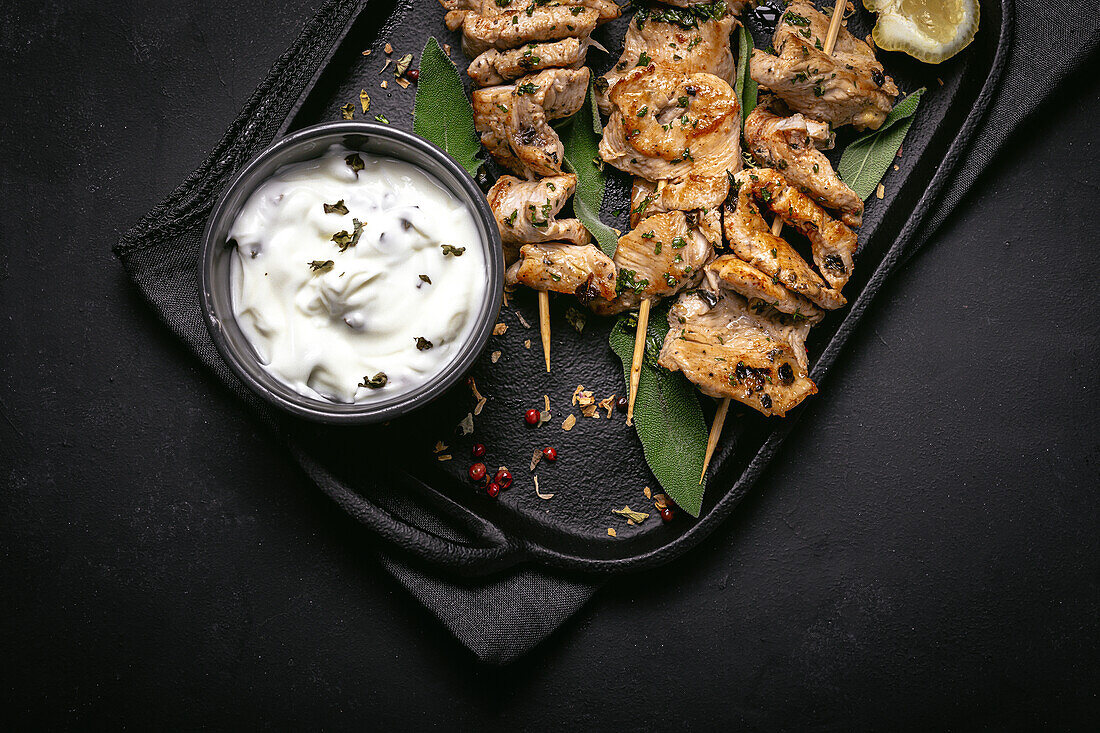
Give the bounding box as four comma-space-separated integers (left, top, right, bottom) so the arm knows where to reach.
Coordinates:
272, 0, 1010, 575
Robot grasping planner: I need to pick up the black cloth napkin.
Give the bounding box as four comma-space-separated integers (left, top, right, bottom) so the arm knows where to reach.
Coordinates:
115, 0, 1098, 664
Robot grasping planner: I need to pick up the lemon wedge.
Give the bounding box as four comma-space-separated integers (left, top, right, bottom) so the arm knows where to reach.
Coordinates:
863, 0, 980, 64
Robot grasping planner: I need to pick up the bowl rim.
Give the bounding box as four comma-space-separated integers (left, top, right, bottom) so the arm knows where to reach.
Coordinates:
198, 121, 503, 424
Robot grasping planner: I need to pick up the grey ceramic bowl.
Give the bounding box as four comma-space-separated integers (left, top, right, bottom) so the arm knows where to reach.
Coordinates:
199, 122, 503, 424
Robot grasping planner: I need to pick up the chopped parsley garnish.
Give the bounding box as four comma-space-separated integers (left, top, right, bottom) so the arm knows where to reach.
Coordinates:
331, 218, 364, 252
616, 268, 649, 295
345, 153, 365, 174
359, 372, 387, 389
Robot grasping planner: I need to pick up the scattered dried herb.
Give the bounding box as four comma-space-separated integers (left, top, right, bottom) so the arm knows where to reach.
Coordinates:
359, 372, 387, 389
345, 153, 365, 174
340, 103, 355, 120
359, 89, 371, 113
323, 200, 349, 215
612, 506, 650, 524
394, 53, 413, 77
331, 218, 364, 252
308, 260, 334, 272
534, 476, 554, 500
415, 337, 433, 350
441, 244, 466, 256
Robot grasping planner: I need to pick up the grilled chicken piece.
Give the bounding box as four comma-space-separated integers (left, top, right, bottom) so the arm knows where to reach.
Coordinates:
488, 174, 591, 258
744, 99, 863, 227
441, 0, 621, 28
469, 37, 590, 87
595, 8, 738, 114
663, 0, 747, 7
441, 0, 619, 32
590, 210, 714, 315
457, 6, 600, 57
658, 290, 817, 417
630, 178, 724, 252
724, 169, 850, 310
706, 255, 824, 323
472, 68, 590, 177
506, 243, 618, 300
750, 2, 898, 131
629, 176, 729, 229
473, 85, 529, 174
736, 167, 856, 292
441, 0, 618, 57
599, 65, 741, 210
508, 67, 590, 176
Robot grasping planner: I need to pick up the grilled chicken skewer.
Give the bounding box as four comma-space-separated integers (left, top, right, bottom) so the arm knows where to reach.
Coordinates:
473, 65, 599, 372
600, 58, 742, 418
750, 1, 897, 131
700, 0, 848, 481
591, 2, 747, 415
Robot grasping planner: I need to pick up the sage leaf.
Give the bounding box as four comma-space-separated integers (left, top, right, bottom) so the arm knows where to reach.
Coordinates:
559, 83, 619, 257
609, 305, 709, 517
413, 37, 482, 177
838, 88, 926, 200
735, 22, 758, 123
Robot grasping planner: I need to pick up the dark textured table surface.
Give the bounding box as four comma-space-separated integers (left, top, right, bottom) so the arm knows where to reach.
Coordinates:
2, 1, 1098, 729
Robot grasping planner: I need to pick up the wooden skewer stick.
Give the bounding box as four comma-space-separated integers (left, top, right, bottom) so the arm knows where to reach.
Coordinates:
703, 0, 847, 482
699, 397, 730, 483
626, 297, 651, 425
538, 290, 551, 372
626, 179, 667, 423
823, 0, 847, 58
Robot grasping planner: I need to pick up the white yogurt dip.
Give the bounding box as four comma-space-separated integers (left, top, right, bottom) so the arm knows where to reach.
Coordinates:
228, 145, 487, 403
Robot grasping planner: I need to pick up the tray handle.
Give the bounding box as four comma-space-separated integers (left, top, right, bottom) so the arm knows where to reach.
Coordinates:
291, 445, 528, 575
